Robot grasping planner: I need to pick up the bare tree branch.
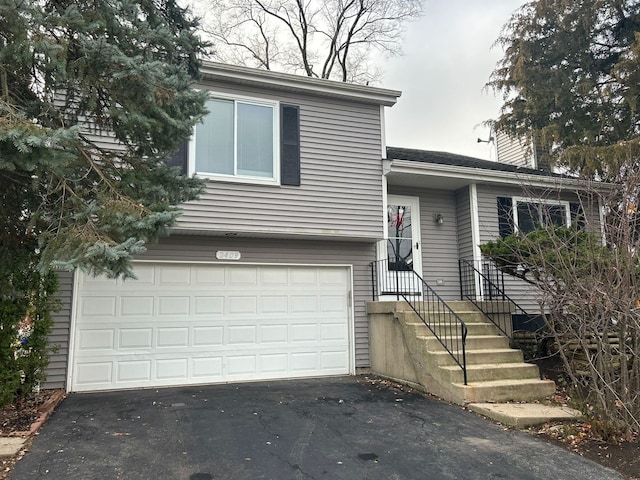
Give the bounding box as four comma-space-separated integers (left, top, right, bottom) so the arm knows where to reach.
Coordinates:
198, 0, 423, 83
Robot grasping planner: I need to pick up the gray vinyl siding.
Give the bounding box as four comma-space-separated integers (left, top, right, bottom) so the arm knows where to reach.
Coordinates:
178, 81, 384, 240
53, 94, 125, 153
495, 131, 534, 169
82, 125, 125, 152
43, 270, 74, 390
70, 80, 385, 241
388, 186, 460, 300
455, 186, 473, 262
476, 184, 601, 313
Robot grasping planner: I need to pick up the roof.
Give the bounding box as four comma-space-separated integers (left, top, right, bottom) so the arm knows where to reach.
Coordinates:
386, 147, 557, 177
199, 61, 402, 107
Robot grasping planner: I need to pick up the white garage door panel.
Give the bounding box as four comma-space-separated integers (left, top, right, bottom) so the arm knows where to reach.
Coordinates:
71, 264, 351, 391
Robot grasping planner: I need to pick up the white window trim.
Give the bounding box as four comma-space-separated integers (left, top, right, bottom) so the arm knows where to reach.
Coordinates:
189, 91, 281, 186
512, 196, 571, 233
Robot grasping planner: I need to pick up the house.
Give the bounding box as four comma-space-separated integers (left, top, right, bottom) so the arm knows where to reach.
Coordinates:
44, 62, 600, 401
369, 147, 600, 403
45, 62, 401, 392
380, 147, 600, 313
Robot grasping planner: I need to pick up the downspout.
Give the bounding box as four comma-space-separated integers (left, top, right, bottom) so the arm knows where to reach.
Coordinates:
469, 183, 482, 299
378, 162, 390, 262
379, 108, 390, 263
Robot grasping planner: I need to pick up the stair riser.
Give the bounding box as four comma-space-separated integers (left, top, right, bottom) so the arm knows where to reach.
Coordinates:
404, 311, 488, 325
408, 322, 500, 337
438, 365, 541, 383
452, 382, 557, 403
402, 313, 504, 334
453, 312, 492, 323
437, 324, 499, 336
425, 336, 510, 351
395, 300, 477, 311
429, 350, 524, 366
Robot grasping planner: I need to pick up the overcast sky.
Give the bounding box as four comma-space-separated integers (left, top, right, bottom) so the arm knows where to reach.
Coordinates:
381, 0, 525, 160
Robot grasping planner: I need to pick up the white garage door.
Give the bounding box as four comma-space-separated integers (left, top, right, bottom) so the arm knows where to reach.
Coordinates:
70, 263, 352, 392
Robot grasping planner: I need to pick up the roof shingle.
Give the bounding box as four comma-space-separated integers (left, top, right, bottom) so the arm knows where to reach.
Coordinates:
386, 147, 556, 177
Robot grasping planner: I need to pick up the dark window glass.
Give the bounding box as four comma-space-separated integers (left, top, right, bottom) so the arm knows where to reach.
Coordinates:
545, 204, 566, 227
517, 202, 539, 233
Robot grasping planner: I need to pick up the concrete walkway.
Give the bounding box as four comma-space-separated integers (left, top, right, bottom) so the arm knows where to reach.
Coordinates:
0, 438, 26, 459
11, 376, 622, 480
469, 402, 583, 428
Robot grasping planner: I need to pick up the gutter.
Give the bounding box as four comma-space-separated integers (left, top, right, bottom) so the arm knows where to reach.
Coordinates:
389, 159, 615, 192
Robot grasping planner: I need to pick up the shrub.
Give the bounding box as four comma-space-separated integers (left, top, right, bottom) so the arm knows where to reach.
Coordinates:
481, 225, 640, 439
0, 251, 59, 407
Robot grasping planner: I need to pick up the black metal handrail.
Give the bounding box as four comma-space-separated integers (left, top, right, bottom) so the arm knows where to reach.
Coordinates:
458, 259, 531, 338
371, 258, 468, 385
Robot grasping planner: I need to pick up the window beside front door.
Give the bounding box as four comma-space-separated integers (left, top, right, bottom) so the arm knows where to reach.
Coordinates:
497, 196, 577, 236
515, 200, 570, 233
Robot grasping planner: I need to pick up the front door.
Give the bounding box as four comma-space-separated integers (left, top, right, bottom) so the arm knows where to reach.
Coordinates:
381, 195, 423, 296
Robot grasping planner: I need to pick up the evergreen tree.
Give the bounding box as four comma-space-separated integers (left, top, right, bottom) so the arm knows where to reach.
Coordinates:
487, 0, 640, 179
486, 1, 640, 435
0, 0, 209, 278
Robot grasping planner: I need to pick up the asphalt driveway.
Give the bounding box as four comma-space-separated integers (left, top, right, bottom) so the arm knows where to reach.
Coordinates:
12, 376, 622, 480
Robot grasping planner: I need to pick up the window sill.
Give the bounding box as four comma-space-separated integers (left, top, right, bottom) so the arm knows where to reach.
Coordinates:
195, 172, 280, 187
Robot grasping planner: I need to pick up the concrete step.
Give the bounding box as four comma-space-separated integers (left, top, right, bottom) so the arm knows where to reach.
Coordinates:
451, 378, 557, 403
468, 403, 583, 428
405, 321, 499, 337
438, 362, 541, 383
369, 298, 556, 405
437, 300, 480, 311
402, 310, 489, 324
419, 335, 510, 351
369, 300, 467, 314
445, 323, 501, 336
429, 348, 524, 366
392, 301, 486, 315
393, 300, 479, 312
450, 311, 492, 323
0, 437, 26, 459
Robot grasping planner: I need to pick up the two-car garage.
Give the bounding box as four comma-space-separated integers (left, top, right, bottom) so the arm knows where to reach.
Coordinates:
69, 262, 353, 392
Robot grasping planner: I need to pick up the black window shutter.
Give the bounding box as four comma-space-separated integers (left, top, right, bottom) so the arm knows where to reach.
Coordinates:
497, 197, 514, 237
280, 104, 300, 186
166, 142, 188, 176
570, 202, 586, 230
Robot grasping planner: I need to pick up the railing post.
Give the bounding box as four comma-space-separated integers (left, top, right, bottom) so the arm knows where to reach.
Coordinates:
395, 262, 399, 301
370, 262, 376, 301
461, 326, 468, 385
458, 259, 464, 300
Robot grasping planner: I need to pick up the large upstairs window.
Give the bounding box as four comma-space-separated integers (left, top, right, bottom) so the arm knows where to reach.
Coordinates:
194, 97, 278, 183
167, 93, 300, 186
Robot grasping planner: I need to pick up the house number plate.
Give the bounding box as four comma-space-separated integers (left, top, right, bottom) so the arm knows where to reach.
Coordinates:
216, 251, 241, 260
